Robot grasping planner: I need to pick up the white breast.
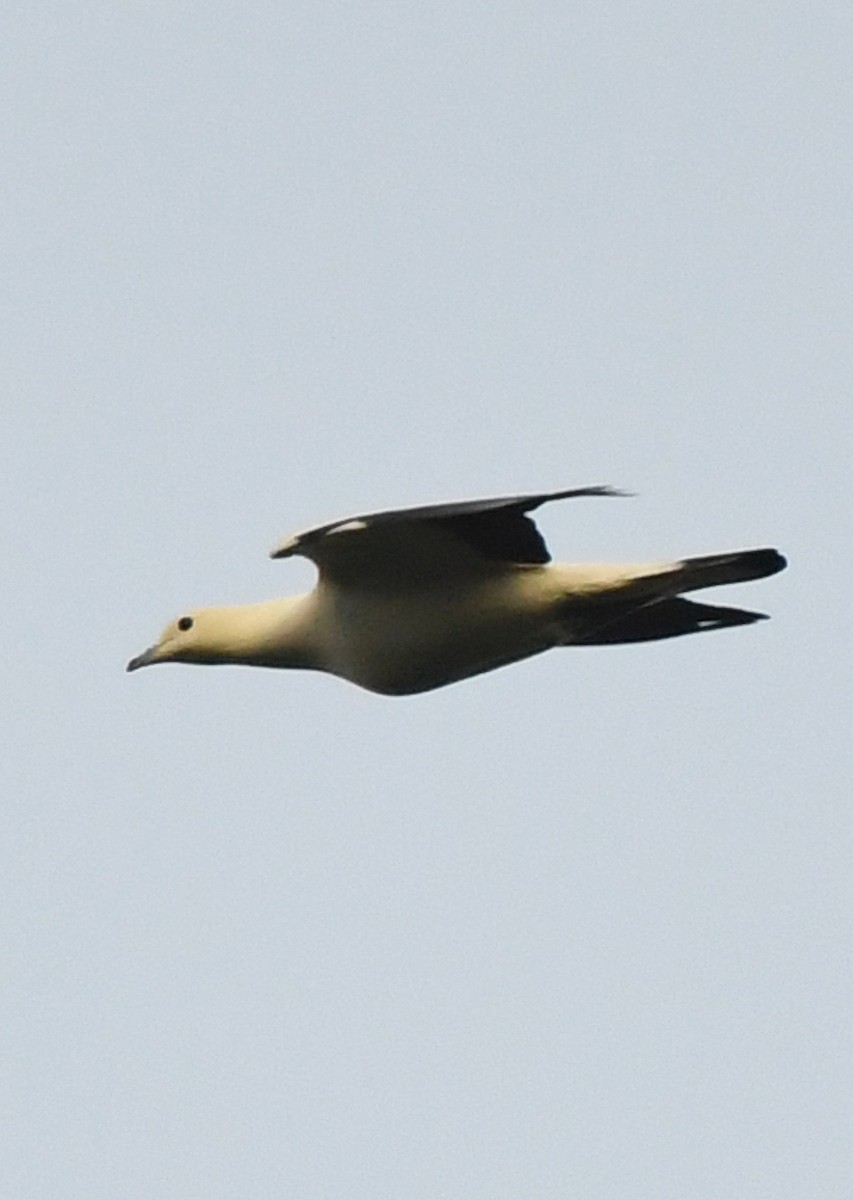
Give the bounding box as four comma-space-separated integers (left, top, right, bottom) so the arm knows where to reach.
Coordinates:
312, 571, 558, 695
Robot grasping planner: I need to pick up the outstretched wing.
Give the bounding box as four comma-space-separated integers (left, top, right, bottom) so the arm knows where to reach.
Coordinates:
270, 486, 627, 584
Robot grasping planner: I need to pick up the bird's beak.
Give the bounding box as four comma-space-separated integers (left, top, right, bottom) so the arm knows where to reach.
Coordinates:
126, 644, 161, 672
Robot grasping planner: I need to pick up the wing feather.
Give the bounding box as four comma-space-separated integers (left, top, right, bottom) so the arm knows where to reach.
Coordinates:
270, 485, 627, 583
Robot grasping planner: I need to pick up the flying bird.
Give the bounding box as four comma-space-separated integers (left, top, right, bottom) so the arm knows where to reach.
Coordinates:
127, 487, 786, 695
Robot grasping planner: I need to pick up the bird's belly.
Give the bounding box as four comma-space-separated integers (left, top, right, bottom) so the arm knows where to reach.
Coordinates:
318, 584, 555, 695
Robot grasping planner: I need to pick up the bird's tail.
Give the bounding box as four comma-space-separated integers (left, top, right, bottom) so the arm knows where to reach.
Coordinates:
654, 548, 786, 594
555, 547, 786, 646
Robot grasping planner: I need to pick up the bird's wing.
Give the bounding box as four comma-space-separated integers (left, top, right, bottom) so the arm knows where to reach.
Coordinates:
270, 486, 627, 585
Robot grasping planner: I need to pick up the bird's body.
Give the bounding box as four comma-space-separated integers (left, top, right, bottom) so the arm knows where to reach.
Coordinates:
128, 488, 786, 695
310, 568, 556, 695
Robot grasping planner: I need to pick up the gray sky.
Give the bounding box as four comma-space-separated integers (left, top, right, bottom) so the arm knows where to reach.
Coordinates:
3, 2, 852, 1197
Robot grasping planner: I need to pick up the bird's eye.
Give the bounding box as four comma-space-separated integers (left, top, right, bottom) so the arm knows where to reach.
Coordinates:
177, 616, 194, 632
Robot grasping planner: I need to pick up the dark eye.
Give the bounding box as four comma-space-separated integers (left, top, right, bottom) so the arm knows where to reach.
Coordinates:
177, 616, 194, 632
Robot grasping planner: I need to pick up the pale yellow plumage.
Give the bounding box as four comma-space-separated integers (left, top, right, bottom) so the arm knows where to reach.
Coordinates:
128, 488, 785, 695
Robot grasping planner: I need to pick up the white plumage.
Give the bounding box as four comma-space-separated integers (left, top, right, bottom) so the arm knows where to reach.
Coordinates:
127, 487, 786, 695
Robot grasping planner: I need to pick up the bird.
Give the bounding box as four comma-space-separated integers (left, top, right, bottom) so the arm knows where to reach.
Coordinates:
127, 486, 786, 695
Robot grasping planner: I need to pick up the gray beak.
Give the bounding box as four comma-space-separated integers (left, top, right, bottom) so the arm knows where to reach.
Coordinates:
126, 645, 160, 672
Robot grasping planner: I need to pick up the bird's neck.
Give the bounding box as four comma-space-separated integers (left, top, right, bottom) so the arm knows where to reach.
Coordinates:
210, 595, 319, 670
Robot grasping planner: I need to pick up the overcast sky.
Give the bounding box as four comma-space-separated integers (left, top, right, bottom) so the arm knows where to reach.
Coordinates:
3, 2, 852, 1197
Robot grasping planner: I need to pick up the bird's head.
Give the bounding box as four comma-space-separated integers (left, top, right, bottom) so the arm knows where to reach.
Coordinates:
127, 599, 306, 673
126, 610, 228, 671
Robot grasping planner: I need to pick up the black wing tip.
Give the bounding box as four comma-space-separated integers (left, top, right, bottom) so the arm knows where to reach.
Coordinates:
712, 604, 770, 625
526, 484, 633, 510
560, 484, 633, 499
576, 597, 772, 645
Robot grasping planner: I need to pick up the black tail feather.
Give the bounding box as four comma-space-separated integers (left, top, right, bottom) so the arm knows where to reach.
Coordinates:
673, 548, 786, 591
